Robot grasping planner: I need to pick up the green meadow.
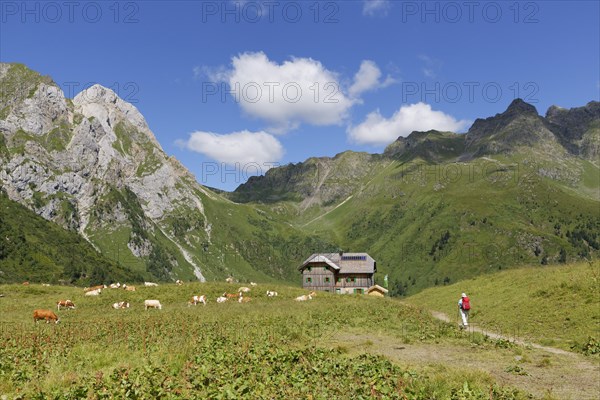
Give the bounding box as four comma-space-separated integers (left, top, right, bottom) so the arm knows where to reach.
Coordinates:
1, 277, 598, 399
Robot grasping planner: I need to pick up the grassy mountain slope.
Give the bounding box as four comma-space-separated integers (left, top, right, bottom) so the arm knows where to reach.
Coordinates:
405, 261, 600, 354
231, 100, 599, 294
0, 192, 142, 284
251, 154, 599, 295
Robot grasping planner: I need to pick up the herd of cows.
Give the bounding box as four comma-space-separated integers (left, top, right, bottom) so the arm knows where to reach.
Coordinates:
29, 280, 318, 324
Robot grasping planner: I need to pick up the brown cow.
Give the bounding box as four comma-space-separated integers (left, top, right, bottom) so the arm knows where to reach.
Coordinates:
125, 285, 136, 292
57, 300, 76, 310
33, 309, 60, 324
223, 292, 238, 299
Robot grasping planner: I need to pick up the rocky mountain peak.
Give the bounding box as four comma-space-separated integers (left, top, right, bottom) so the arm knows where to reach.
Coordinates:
73, 84, 162, 152
467, 98, 540, 137
505, 98, 539, 116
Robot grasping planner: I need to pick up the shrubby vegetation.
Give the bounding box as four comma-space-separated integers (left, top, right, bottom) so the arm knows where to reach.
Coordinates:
0, 192, 142, 285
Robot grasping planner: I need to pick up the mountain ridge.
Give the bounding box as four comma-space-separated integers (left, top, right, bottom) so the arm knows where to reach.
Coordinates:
233, 98, 599, 203
1, 62, 598, 294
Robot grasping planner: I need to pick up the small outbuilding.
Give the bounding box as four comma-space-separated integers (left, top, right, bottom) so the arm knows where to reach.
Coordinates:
367, 284, 388, 297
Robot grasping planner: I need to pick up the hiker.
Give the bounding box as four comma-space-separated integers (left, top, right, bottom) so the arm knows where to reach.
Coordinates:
458, 293, 471, 327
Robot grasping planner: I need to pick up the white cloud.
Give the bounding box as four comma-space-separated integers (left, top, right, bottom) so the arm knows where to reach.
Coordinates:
362, 0, 391, 16
222, 52, 354, 132
195, 53, 397, 133
347, 102, 470, 146
349, 60, 396, 98
177, 130, 284, 165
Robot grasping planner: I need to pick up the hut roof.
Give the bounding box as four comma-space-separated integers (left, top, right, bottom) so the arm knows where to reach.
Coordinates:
299, 253, 376, 274
367, 284, 388, 294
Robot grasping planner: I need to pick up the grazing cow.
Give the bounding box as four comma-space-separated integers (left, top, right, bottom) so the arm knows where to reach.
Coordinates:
42, 283, 50, 287
84, 285, 104, 293
216, 296, 228, 303
33, 309, 59, 324
225, 277, 234, 284
109, 283, 121, 289
57, 300, 75, 310
144, 299, 162, 310
112, 301, 130, 309
144, 282, 159, 287
125, 285, 136, 292
188, 295, 207, 306
175, 280, 183, 286
224, 292, 238, 299
266, 290, 278, 297
295, 293, 314, 302
238, 287, 251, 293
250, 282, 257, 287
85, 289, 102, 296
238, 295, 251, 303
22, 281, 29, 285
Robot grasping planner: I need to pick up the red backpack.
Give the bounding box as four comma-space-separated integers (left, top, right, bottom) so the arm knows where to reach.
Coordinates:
462, 296, 471, 310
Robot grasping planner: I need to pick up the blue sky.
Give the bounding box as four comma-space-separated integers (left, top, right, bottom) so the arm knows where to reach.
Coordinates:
1, 0, 599, 190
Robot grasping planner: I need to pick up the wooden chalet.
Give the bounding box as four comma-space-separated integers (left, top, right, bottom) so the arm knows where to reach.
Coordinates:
299, 252, 376, 294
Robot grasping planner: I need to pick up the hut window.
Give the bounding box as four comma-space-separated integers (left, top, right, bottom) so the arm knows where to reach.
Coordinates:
306, 277, 312, 283
325, 277, 330, 283
306, 266, 312, 272
346, 277, 355, 283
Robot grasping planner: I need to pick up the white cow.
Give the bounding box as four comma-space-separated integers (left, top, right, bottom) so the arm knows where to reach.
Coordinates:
266, 290, 278, 297
250, 282, 257, 287
238, 287, 251, 293
112, 301, 130, 309
175, 280, 183, 286
295, 292, 316, 302
109, 283, 121, 289
216, 296, 228, 303
85, 289, 102, 296
144, 299, 162, 310
144, 282, 159, 287
188, 295, 207, 306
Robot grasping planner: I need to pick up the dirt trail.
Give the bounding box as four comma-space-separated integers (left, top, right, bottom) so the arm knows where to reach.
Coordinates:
327, 330, 600, 400
430, 311, 575, 356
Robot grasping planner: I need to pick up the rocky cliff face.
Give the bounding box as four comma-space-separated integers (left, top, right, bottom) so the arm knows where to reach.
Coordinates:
231, 151, 381, 208
545, 101, 600, 161
0, 64, 224, 281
